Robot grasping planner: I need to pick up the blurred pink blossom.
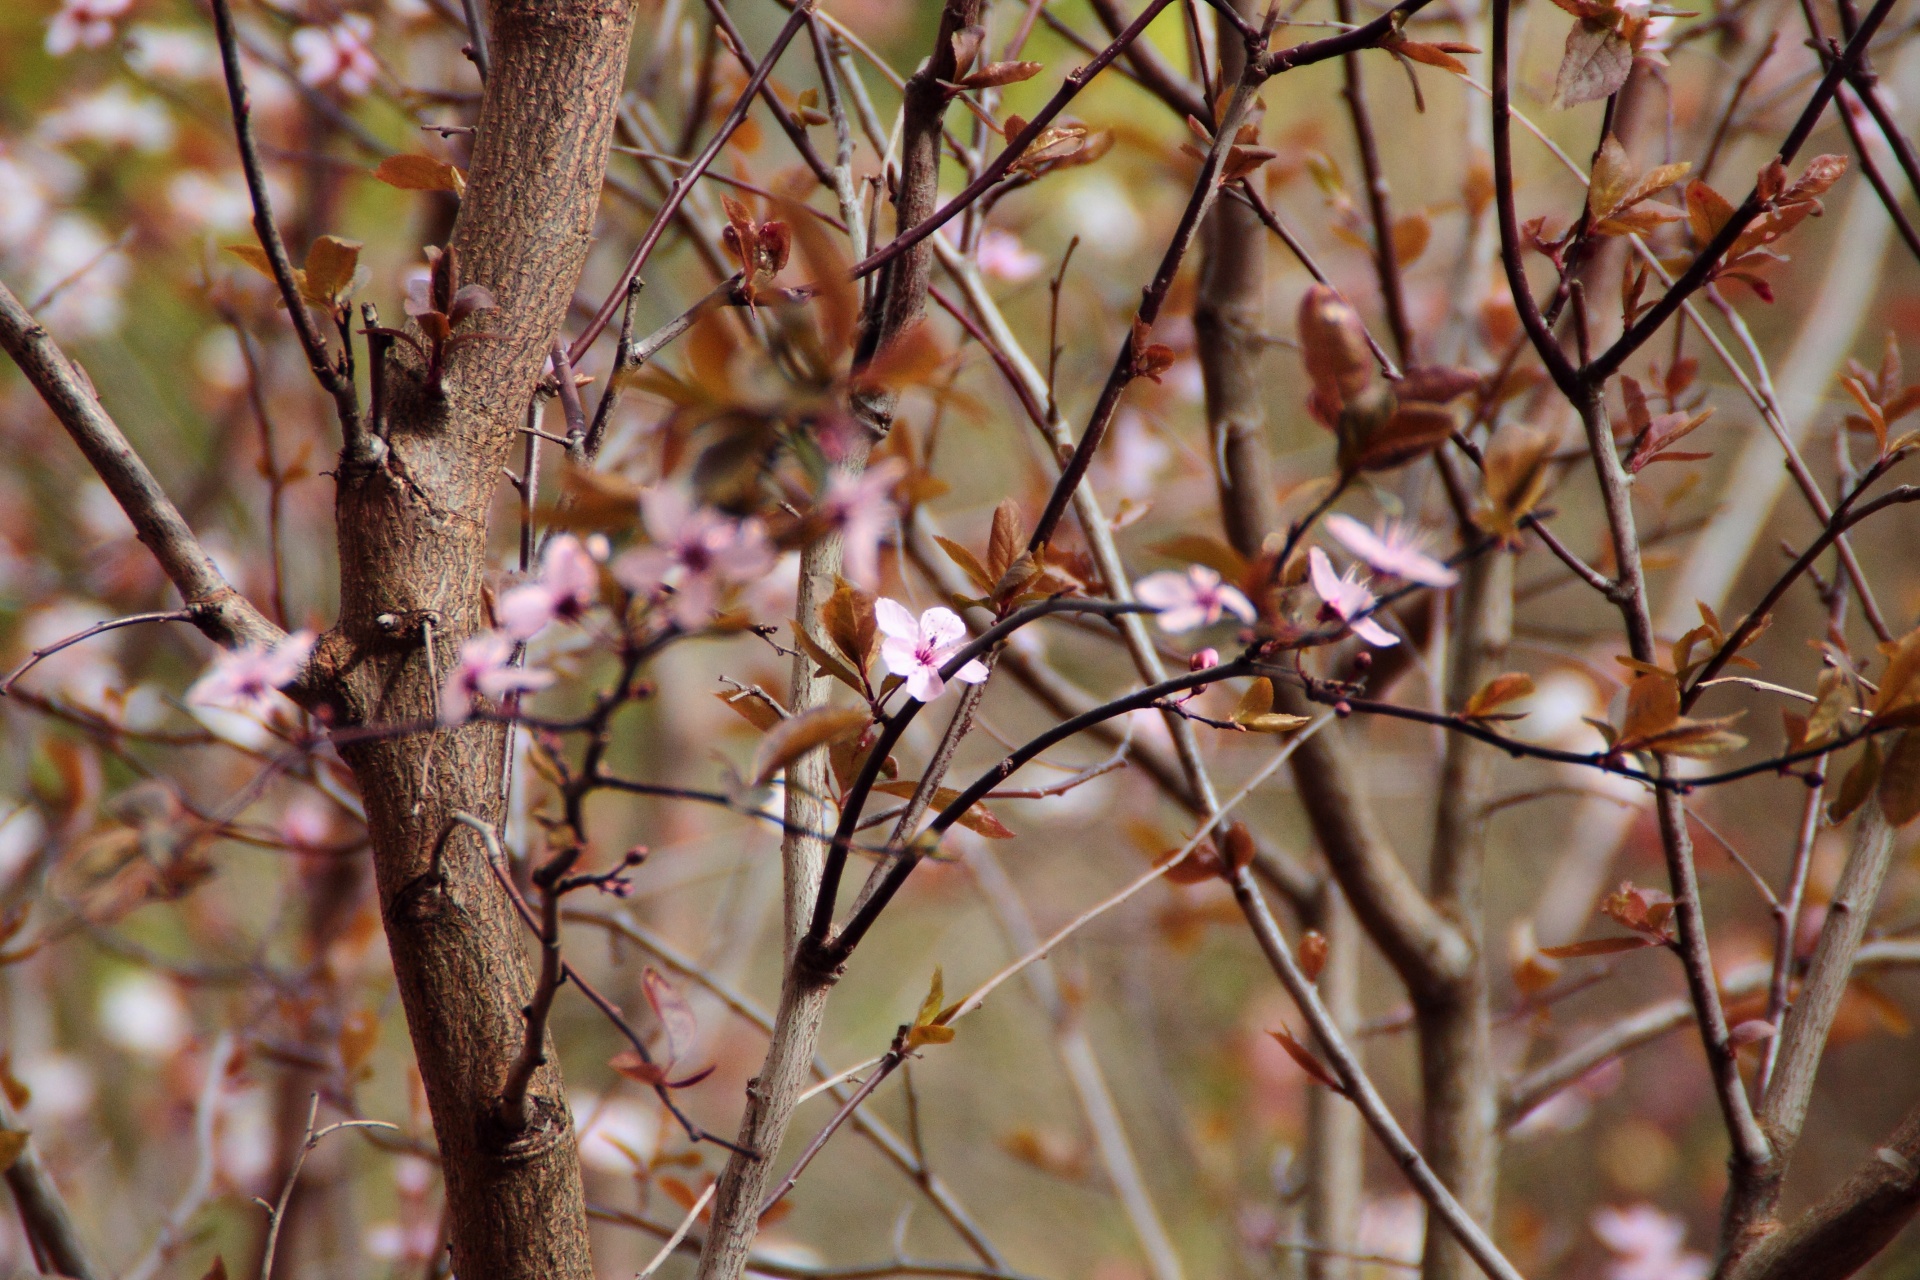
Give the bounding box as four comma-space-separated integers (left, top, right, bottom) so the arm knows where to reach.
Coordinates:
1134, 565, 1254, 634
496, 534, 601, 639
976, 228, 1046, 283
46, 0, 133, 56
1592, 1204, 1709, 1280
611, 489, 774, 628
1324, 514, 1458, 587
439, 631, 553, 724
187, 630, 316, 716
1308, 547, 1397, 647
876, 599, 987, 702
291, 14, 378, 97
818, 459, 904, 589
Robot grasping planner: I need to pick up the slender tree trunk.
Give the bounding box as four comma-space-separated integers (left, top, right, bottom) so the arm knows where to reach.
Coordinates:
315, 3, 637, 1275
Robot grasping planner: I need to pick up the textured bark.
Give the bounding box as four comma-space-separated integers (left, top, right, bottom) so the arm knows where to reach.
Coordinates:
317, 3, 637, 1276
1417, 551, 1510, 1280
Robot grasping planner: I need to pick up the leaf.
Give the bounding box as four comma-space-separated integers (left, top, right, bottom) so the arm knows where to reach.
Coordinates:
1878, 729, 1920, 827
961, 59, 1045, 89
1464, 672, 1535, 720
1356, 402, 1456, 471
303, 234, 363, 303
1222, 822, 1255, 872
201, 1258, 229, 1280
716, 688, 785, 732
820, 579, 879, 670
1830, 738, 1881, 822
609, 1049, 669, 1086
644, 967, 698, 1065
1148, 534, 1248, 582
987, 499, 1024, 582
0, 1129, 26, 1173
1539, 935, 1662, 958
873, 781, 1015, 838
1389, 37, 1473, 74
1553, 19, 1633, 108
226, 243, 306, 299
372, 153, 466, 195
1474, 423, 1556, 539
1267, 1027, 1345, 1093
1686, 179, 1736, 246
905, 967, 959, 1049
1619, 673, 1680, 744
1626, 408, 1713, 472
1588, 133, 1636, 216
1231, 678, 1311, 734
794, 629, 868, 696
1802, 667, 1853, 748
935, 535, 995, 594
749, 706, 869, 787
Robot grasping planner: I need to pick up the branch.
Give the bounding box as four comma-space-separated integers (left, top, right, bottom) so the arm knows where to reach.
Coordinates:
0, 1093, 106, 1280
0, 279, 282, 653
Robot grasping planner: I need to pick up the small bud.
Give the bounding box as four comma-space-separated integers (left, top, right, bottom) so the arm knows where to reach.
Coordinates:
1334, 700, 1352, 717
1352, 650, 1372, 671
1190, 647, 1221, 672
1298, 929, 1329, 981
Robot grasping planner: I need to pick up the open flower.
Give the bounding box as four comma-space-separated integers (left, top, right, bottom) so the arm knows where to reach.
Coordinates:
46, 0, 133, 56
817, 459, 905, 589
1324, 514, 1458, 588
876, 599, 988, 702
1307, 547, 1398, 647
187, 630, 316, 717
1592, 1204, 1708, 1280
611, 489, 774, 628
1134, 565, 1255, 634
496, 534, 601, 639
439, 631, 553, 724
291, 15, 378, 97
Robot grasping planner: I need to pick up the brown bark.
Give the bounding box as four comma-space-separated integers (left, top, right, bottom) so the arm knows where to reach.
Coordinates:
315, 2, 637, 1276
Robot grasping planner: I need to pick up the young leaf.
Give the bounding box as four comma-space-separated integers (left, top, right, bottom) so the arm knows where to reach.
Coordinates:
1267, 1027, 1346, 1093
905, 968, 958, 1049
1878, 729, 1920, 827
872, 780, 1016, 838
303, 235, 363, 303
794, 629, 868, 697
1298, 929, 1329, 981
935, 535, 996, 594
1232, 678, 1312, 734
715, 688, 786, 732
1463, 672, 1535, 720
749, 706, 869, 787
987, 499, 1024, 583
373, 153, 466, 195
1553, 20, 1633, 108
1829, 738, 1882, 822
820, 579, 879, 671
644, 967, 698, 1066
1538, 935, 1662, 959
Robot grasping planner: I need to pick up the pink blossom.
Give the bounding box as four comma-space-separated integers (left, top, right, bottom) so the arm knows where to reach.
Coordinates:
1133, 566, 1255, 634
291, 15, 378, 97
818, 459, 905, 589
1592, 1205, 1709, 1280
1324, 514, 1458, 588
1307, 547, 1398, 648
611, 488, 774, 628
439, 631, 553, 725
976, 228, 1046, 283
186, 630, 316, 716
876, 599, 988, 702
46, 0, 133, 56
496, 534, 601, 639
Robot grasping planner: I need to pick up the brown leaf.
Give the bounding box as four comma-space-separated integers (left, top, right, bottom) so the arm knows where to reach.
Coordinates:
1626, 408, 1713, 472
1686, 179, 1736, 246
748, 706, 869, 787
820, 579, 879, 670
1474, 423, 1556, 539
1618, 672, 1680, 745
987, 499, 1024, 582
934, 535, 995, 595
1588, 133, 1636, 216
339, 1008, 380, 1075
1355, 402, 1456, 472
1878, 729, 1920, 827
1267, 1027, 1345, 1093
1553, 19, 1633, 108
0, 1129, 26, 1173
962, 60, 1044, 89
1232, 678, 1312, 734
1389, 37, 1473, 74
794, 630, 868, 697
1463, 672, 1535, 720
372, 153, 466, 194
1392, 211, 1432, 267
872, 780, 1016, 838
1299, 285, 1375, 423
303, 234, 363, 304
715, 688, 786, 732
1538, 935, 1662, 958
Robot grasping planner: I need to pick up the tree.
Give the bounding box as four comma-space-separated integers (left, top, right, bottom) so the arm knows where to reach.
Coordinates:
2, 0, 1919, 1277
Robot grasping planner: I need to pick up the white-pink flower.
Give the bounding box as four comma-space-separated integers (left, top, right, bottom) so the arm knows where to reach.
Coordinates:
876, 599, 988, 702
1307, 547, 1398, 647
976, 228, 1046, 283
818, 459, 905, 589
496, 534, 601, 639
186, 630, 316, 717
1592, 1204, 1709, 1280
46, 0, 133, 56
291, 14, 378, 97
1324, 514, 1458, 588
1134, 565, 1255, 634
611, 489, 774, 628
439, 631, 553, 725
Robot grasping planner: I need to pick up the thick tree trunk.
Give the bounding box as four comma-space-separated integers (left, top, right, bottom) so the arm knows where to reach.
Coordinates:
318, 3, 637, 1276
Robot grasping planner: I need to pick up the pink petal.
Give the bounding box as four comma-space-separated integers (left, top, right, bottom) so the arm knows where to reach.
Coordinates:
1307, 548, 1345, 611
952, 658, 990, 684
1351, 615, 1399, 648
874, 597, 920, 643
917, 606, 966, 650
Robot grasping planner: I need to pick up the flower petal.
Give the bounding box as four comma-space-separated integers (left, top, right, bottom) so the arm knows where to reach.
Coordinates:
874, 596, 920, 642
